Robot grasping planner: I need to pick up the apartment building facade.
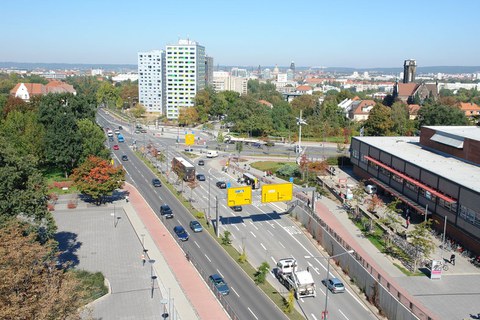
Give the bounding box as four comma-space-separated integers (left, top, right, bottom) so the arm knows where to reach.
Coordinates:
138, 50, 165, 113
165, 39, 205, 119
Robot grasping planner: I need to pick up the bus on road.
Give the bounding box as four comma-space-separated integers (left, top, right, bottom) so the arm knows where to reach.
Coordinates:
171, 157, 195, 182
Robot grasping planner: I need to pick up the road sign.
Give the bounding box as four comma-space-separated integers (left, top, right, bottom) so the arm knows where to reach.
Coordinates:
289, 177, 294, 183
261, 183, 293, 203
185, 133, 195, 145
227, 186, 252, 206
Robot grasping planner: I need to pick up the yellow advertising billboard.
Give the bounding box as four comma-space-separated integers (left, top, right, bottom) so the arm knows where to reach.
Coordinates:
227, 186, 252, 206
261, 183, 293, 203
185, 133, 195, 146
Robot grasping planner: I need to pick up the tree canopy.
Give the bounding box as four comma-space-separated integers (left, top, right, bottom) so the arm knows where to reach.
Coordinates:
70, 156, 125, 204
417, 103, 469, 127
0, 220, 86, 319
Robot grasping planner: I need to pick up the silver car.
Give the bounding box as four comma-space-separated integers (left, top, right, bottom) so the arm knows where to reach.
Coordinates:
323, 278, 345, 293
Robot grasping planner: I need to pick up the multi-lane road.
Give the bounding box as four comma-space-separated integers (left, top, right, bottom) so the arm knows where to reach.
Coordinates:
97, 110, 376, 320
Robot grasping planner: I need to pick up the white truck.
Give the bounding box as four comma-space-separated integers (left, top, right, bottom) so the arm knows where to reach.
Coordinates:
206, 150, 218, 158
276, 258, 316, 299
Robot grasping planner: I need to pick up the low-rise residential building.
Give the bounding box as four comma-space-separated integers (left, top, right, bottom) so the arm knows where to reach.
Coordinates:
350, 100, 375, 121
10, 81, 76, 102
296, 85, 313, 95
458, 102, 480, 119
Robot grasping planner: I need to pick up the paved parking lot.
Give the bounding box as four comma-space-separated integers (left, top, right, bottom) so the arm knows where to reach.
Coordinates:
54, 200, 171, 320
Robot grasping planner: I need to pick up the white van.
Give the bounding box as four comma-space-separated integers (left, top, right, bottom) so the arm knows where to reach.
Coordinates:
364, 185, 377, 194
206, 150, 218, 158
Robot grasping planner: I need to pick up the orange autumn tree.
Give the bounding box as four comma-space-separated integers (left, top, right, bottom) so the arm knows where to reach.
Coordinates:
70, 155, 125, 205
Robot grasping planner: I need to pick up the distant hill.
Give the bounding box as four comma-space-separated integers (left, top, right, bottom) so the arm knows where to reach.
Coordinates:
1, 62, 480, 75
0, 62, 136, 72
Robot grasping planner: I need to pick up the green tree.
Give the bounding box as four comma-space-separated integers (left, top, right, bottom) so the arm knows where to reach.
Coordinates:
235, 141, 243, 159
254, 262, 270, 284
96, 82, 120, 109
409, 220, 436, 270
77, 119, 110, 163
390, 102, 409, 135
221, 230, 232, 245
70, 155, 125, 205
363, 103, 393, 136
130, 103, 146, 119
0, 137, 55, 241
0, 220, 86, 320
283, 290, 295, 313
417, 103, 469, 127
0, 110, 45, 160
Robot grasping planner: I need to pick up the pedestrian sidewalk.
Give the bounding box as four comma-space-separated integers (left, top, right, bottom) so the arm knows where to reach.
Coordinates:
122, 183, 229, 320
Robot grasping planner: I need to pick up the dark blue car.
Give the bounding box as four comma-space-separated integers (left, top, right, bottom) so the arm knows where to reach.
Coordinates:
173, 225, 189, 241
209, 274, 230, 295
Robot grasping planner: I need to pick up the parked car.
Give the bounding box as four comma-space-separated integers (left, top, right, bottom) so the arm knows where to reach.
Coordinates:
184, 147, 193, 152
189, 220, 203, 233
140, 129, 147, 133
121, 155, 128, 161
230, 205, 242, 212
196, 174, 206, 181
198, 160, 205, 166
109, 136, 114, 142
173, 226, 189, 241
209, 274, 230, 296
364, 185, 377, 194
152, 178, 162, 187
252, 142, 263, 148
160, 204, 173, 218
216, 181, 227, 189
114, 129, 120, 135
322, 278, 345, 293
118, 125, 123, 130
134, 129, 140, 134
113, 145, 119, 150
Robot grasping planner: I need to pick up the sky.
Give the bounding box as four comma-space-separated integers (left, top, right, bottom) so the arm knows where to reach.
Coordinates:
1, 0, 479, 68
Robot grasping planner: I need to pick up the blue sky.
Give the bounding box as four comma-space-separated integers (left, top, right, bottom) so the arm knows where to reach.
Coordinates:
1, 0, 479, 68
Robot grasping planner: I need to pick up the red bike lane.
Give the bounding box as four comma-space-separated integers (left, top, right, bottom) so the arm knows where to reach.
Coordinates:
124, 183, 229, 320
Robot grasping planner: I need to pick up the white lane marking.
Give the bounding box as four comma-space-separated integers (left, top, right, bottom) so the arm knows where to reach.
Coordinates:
194, 241, 200, 248
270, 256, 276, 265
267, 229, 274, 237
217, 269, 224, 278
250, 231, 257, 238
242, 222, 247, 227
279, 241, 286, 248
247, 307, 259, 320
231, 286, 240, 297
260, 243, 266, 250
249, 221, 259, 230
204, 254, 211, 262
268, 222, 276, 229
307, 261, 321, 275
311, 314, 318, 320
339, 309, 349, 319
233, 224, 240, 231
300, 298, 304, 303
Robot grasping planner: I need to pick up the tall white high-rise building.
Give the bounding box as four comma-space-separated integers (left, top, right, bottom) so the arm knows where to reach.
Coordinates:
138, 50, 165, 113
165, 39, 206, 119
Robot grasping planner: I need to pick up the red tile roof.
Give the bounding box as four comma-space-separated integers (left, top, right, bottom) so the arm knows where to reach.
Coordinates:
397, 83, 418, 96
258, 99, 273, 107
459, 102, 480, 112
353, 100, 376, 114
408, 104, 421, 114
296, 85, 312, 91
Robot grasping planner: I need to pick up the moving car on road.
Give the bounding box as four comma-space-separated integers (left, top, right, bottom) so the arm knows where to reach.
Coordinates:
216, 181, 227, 189
209, 274, 230, 296
173, 226, 189, 241
230, 205, 242, 212
196, 174, 206, 181
152, 178, 162, 187
121, 155, 128, 161
322, 278, 345, 293
113, 145, 119, 150
198, 160, 205, 166
189, 220, 203, 233
160, 204, 174, 218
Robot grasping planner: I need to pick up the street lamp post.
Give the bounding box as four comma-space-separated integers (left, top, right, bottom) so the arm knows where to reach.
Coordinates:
306, 249, 354, 320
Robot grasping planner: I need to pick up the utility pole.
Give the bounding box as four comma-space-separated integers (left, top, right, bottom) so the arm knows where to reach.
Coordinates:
296, 110, 307, 160
215, 196, 219, 237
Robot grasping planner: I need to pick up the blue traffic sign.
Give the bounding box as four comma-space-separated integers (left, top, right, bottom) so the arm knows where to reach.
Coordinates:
289, 177, 294, 183
227, 182, 231, 188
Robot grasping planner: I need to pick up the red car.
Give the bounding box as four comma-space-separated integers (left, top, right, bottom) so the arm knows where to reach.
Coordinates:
113, 145, 119, 150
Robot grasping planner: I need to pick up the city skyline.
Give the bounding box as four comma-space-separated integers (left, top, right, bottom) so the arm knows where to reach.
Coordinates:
1, 0, 479, 68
